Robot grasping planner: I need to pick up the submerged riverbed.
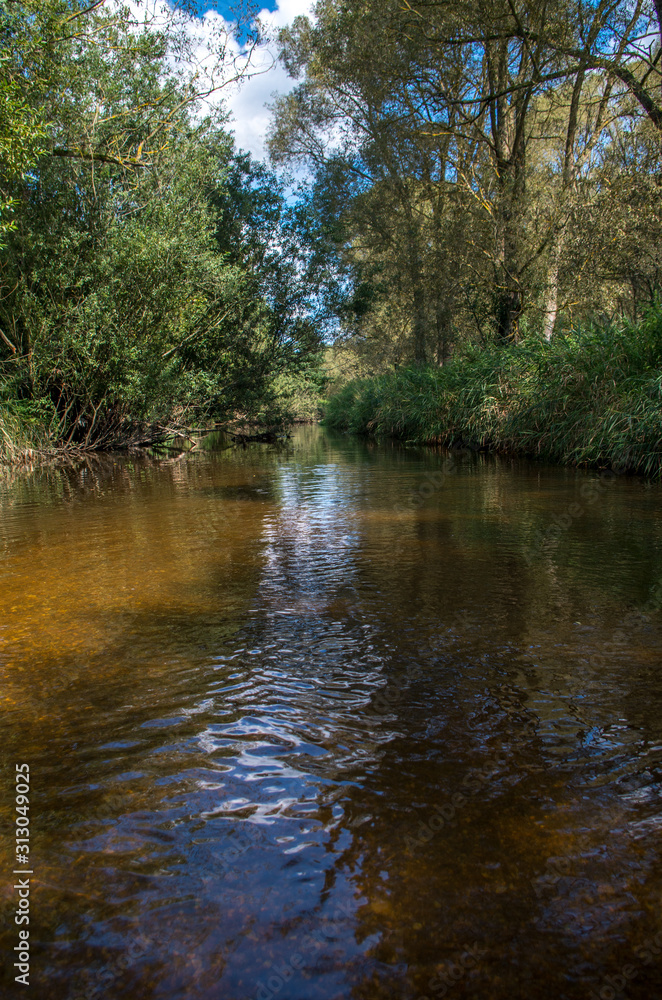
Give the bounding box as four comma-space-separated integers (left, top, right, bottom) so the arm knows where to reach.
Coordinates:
2, 425, 662, 999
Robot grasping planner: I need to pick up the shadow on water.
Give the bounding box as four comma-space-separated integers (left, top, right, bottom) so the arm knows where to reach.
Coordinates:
1, 426, 662, 999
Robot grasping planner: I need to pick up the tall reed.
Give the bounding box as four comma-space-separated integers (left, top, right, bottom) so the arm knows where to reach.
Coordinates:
323, 309, 662, 477
0, 406, 50, 465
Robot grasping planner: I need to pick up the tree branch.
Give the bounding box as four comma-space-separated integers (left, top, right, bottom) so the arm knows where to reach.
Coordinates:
51, 147, 149, 169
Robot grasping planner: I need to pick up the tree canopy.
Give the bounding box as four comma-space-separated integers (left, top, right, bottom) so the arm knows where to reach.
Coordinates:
2, 0, 661, 455
269, 0, 662, 372
0, 0, 324, 449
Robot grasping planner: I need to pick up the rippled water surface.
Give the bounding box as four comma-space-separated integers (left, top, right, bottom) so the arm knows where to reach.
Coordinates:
2, 426, 662, 999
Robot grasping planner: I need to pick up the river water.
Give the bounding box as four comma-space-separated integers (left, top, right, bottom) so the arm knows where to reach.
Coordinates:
2, 425, 662, 1000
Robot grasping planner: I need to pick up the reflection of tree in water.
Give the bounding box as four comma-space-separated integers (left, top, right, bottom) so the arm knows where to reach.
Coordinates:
4, 433, 662, 999
308, 652, 662, 1000
244, 454, 662, 999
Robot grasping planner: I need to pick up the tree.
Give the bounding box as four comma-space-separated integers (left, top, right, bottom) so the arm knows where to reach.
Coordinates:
271, 0, 661, 355
399, 0, 661, 337
0, 1, 47, 246
270, 0, 475, 366
0, 1, 323, 447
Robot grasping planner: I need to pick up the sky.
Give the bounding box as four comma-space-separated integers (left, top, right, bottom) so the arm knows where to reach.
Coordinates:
200, 2, 279, 14
194, 0, 316, 161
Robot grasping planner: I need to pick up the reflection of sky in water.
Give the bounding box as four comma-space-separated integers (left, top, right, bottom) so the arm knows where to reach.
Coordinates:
2, 431, 662, 1000
260, 462, 361, 606
189, 460, 395, 849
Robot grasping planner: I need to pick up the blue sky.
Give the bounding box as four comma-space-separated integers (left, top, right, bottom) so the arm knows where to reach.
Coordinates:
189, 0, 314, 161
199, 2, 280, 15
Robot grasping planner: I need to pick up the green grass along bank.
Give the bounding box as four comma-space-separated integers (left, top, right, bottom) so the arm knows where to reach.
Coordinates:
323, 310, 662, 478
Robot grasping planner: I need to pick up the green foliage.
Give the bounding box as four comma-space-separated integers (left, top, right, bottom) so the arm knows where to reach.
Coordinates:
271, 0, 662, 363
323, 307, 662, 477
0, 398, 51, 463
0, 1, 48, 242
0, 1, 324, 455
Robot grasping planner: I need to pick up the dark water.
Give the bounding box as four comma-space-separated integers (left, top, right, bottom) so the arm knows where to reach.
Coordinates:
2, 426, 662, 1000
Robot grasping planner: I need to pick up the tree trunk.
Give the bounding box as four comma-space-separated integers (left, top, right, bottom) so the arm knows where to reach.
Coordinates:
435, 302, 452, 365
493, 118, 526, 344
496, 287, 522, 343
412, 273, 427, 365
407, 221, 427, 365
495, 206, 522, 344
543, 252, 559, 342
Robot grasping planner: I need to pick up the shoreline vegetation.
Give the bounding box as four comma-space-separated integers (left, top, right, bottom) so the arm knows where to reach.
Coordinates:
2, 1, 662, 479
323, 309, 662, 479
0, 3, 327, 470
0, 414, 315, 467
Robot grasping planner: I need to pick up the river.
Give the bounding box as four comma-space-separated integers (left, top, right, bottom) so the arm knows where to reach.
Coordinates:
2, 425, 662, 999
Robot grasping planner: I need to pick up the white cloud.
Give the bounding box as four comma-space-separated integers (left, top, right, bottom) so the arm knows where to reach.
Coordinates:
203, 1, 315, 161
126, 0, 313, 161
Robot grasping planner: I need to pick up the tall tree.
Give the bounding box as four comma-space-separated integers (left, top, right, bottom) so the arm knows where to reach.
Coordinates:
270, 0, 471, 364
272, 0, 660, 352
0, 1, 323, 446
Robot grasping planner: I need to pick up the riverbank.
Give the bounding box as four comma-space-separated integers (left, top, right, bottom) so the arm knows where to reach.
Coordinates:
0, 407, 53, 465
0, 410, 315, 467
324, 310, 662, 477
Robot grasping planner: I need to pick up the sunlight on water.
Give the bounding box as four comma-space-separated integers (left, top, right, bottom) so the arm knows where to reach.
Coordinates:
2, 426, 662, 999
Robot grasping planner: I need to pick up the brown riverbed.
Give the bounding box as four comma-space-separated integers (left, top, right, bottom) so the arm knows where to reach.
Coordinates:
1, 425, 662, 999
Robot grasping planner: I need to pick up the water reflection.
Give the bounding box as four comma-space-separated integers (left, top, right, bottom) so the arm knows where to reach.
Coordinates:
1, 428, 662, 999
